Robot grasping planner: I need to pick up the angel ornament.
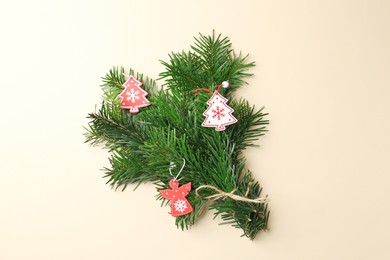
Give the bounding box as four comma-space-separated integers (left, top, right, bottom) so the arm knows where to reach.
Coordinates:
159, 160, 193, 217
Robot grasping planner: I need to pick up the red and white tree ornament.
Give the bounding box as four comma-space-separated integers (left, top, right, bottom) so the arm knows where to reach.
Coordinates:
118, 75, 150, 113
202, 81, 237, 131
160, 179, 193, 217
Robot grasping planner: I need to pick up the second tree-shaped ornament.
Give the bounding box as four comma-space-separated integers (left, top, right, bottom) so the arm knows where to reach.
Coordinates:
202, 82, 237, 131
85, 32, 270, 240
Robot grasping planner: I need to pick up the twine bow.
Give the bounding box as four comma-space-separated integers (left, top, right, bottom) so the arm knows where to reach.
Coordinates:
195, 185, 268, 204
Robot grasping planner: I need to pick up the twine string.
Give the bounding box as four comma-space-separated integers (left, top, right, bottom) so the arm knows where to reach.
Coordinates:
195, 185, 268, 204
216, 83, 223, 92
192, 88, 212, 94
192, 81, 229, 95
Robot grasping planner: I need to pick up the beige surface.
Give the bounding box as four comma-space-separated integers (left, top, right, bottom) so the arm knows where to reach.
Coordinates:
1, 0, 390, 259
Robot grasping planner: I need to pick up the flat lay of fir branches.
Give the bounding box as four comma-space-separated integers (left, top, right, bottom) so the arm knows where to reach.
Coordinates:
85, 32, 270, 240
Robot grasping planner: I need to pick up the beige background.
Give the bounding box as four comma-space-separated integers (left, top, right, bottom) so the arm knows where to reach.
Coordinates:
1, 0, 390, 259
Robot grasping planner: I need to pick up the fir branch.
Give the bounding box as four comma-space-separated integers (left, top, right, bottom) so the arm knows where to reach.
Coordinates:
85, 32, 270, 240
224, 52, 255, 96
208, 172, 269, 240
228, 99, 269, 153
104, 148, 149, 190
85, 103, 144, 150
191, 32, 232, 86
160, 31, 255, 96
159, 51, 207, 94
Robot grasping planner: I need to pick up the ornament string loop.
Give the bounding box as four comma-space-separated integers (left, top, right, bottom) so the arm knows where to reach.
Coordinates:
192, 88, 212, 94
216, 80, 229, 92
169, 158, 186, 180
195, 185, 268, 204
192, 80, 230, 95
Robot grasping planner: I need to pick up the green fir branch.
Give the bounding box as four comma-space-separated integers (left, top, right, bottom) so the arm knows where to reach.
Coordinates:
85, 32, 270, 240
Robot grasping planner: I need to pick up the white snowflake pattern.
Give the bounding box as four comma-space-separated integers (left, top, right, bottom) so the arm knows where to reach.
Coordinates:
173, 199, 187, 213
211, 106, 225, 120
125, 88, 140, 103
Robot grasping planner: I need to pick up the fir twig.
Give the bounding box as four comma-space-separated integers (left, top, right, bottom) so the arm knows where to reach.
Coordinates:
85, 32, 270, 240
